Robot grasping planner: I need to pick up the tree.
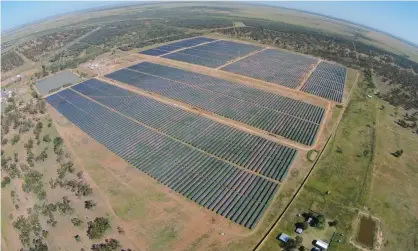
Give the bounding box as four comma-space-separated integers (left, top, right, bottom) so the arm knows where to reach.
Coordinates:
87, 217, 110, 239
315, 215, 326, 229
43, 134, 51, 142
329, 220, 339, 227
282, 239, 297, 251
391, 149, 404, 157
295, 236, 303, 246
85, 200, 96, 210
91, 238, 121, 251
71, 217, 83, 227
1, 177, 11, 187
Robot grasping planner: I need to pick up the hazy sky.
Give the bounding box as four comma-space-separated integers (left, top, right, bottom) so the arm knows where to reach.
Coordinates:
1, 1, 418, 45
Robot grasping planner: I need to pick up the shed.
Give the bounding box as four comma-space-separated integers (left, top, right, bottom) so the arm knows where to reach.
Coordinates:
278, 233, 290, 243
314, 240, 329, 250
295, 228, 303, 234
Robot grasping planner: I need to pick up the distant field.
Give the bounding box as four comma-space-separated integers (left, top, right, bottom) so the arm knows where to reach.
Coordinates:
3, 2, 417, 63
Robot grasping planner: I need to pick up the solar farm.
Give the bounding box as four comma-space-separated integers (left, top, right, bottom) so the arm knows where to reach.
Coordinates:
140, 36, 347, 102
45, 36, 352, 230
106, 62, 325, 146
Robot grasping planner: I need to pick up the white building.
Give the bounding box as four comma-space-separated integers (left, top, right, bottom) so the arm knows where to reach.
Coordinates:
314, 239, 329, 250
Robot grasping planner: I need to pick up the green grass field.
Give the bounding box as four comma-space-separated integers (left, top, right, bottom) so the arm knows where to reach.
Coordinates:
260, 73, 418, 251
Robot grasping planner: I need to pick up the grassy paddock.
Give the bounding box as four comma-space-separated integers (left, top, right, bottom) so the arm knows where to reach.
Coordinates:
261, 74, 377, 251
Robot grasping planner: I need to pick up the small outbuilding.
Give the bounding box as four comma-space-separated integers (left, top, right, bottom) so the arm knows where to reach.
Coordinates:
314, 239, 329, 250
278, 233, 290, 243
295, 228, 303, 234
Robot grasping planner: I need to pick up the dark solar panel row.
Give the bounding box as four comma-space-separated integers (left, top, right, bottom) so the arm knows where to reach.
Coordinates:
301, 61, 347, 102
106, 62, 325, 146
72, 79, 297, 181
139, 37, 217, 56
47, 88, 279, 229
222, 49, 318, 89
162, 40, 263, 68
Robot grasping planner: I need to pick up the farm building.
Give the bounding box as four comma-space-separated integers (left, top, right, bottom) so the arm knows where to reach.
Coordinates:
35, 70, 81, 95
314, 239, 329, 250
278, 233, 290, 243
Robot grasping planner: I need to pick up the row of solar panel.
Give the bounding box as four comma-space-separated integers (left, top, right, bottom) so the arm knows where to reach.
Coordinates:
106, 62, 325, 145
222, 49, 318, 89
301, 61, 347, 103
140, 37, 217, 56
47, 87, 280, 228
72, 79, 297, 181
141, 37, 347, 102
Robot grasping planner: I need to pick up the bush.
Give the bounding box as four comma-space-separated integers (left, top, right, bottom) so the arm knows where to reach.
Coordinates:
87, 217, 110, 239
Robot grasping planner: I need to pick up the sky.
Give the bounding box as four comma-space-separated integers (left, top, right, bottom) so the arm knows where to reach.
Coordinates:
1, 1, 418, 45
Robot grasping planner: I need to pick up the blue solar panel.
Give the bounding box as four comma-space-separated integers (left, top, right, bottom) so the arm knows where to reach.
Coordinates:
47, 86, 280, 229
139, 37, 217, 56
107, 62, 325, 146
162, 40, 263, 68
139, 49, 169, 56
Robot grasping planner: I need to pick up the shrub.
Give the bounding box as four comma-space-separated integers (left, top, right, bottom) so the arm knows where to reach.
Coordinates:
1, 138, 8, 145
71, 217, 83, 227
11, 134, 20, 145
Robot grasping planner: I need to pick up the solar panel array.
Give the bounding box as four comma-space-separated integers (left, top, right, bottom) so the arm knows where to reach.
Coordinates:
139, 37, 216, 56
162, 40, 263, 68
222, 49, 318, 89
106, 62, 325, 146
47, 87, 281, 228
72, 79, 297, 181
301, 61, 347, 102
